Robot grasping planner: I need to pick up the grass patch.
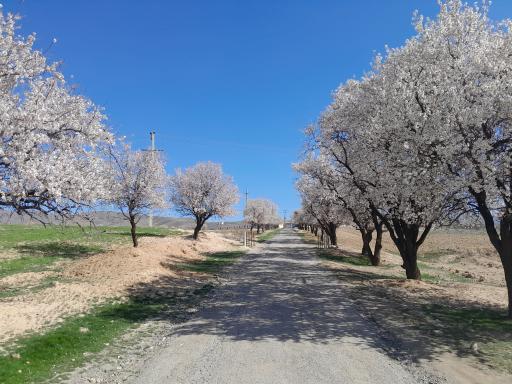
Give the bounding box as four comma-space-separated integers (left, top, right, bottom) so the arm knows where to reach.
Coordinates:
423, 305, 512, 334
422, 304, 512, 373
418, 261, 474, 284
418, 249, 454, 262
318, 249, 371, 266
0, 225, 181, 278
0, 299, 166, 384
0, 225, 177, 251
256, 229, 280, 243
0, 256, 57, 278
0, 276, 217, 383
177, 250, 246, 274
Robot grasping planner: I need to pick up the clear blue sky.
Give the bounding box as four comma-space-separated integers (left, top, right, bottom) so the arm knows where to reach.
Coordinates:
4, 0, 512, 220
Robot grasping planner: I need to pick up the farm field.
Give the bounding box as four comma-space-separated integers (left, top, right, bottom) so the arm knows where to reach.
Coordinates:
306, 226, 512, 381
0, 224, 243, 383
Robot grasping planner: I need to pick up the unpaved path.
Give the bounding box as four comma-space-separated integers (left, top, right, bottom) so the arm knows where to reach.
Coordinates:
126, 229, 430, 384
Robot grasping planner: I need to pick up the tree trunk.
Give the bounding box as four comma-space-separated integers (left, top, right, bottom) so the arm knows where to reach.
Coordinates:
470, 189, 512, 317
499, 216, 512, 318
393, 220, 421, 280
360, 229, 373, 256
372, 222, 383, 266
193, 216, 205, 240
130, 217, 138, 248
328, 222, 337, 246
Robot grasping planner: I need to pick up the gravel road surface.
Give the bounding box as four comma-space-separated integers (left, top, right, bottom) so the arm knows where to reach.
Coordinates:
129, 229, 420, 384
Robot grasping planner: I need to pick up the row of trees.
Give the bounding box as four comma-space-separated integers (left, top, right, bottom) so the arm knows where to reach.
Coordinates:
243, 199, 280, 233
0, 10, 239, 246
295, 0, 512, 317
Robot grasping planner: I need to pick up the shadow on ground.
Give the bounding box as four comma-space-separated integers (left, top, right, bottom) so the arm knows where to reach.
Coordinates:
15, 242, 103, 259
122, 230, 512, 371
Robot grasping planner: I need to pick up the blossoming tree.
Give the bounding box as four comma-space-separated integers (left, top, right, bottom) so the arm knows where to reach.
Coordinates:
244, 199, 279, 234
0, 11, 111, 220
107, 142, 168, 247
169, 162, 239, 239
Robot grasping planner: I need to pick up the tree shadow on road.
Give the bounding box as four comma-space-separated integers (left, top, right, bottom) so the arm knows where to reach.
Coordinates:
124, 231, 512, 373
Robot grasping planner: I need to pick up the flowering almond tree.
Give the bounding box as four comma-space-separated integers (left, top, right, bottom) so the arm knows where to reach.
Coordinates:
300, 2, 471, 279
406, 0, 512, 317
244, 199, 279, 234
107, 143, 168, 247
0, 11, 111, 220
295, 152, 384, 265
169, 162, 239, 239
295, 174, 346, 247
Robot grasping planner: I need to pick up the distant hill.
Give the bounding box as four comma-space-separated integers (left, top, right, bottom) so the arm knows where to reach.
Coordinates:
0, 210, 197, 229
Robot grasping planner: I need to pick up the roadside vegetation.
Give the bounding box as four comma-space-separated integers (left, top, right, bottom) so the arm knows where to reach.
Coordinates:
0, 227, 241, 383
301, 228, 512, 375
0, 225, 177, 278
177, 250, 246, 274
0, 280, 215, 384
256, 229, 281, 243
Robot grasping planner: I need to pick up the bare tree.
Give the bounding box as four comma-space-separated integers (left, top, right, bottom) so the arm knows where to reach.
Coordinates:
169, 162, 239, 239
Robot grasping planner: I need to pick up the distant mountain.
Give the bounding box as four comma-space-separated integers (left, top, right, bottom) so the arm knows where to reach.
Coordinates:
0, 210, 196, 229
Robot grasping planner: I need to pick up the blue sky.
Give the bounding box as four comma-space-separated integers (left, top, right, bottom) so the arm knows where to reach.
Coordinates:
4, 0, 512, 221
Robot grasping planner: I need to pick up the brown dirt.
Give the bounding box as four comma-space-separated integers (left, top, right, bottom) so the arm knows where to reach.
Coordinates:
311, 227, 512, 383
333, 226, 507, 309
0, 231, 239, 344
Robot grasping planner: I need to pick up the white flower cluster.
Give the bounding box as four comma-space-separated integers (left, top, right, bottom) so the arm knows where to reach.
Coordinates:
243, 199, 280, 232
168, 162, 239, 239
296, 0, 512, 291
0, 11, 111, 217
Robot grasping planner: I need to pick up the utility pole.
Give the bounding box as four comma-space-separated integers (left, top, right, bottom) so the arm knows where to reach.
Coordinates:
283, 209, 287, 228
243, 189, 248, 247
148, 131, 156, 228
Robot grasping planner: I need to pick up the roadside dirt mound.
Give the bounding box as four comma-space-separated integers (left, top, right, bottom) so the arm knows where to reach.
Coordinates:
0, 231, 239, 344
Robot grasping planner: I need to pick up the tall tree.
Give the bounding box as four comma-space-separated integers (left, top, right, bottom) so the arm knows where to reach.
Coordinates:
0, 11, 112, 221
244, 199, 279, 234
169, 162, 239, 239
107, 143, 168, 247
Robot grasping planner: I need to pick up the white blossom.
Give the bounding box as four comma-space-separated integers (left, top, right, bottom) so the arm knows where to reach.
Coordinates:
0, 11, 111, 219
106, 141, 168, 247
168, 161, 239, 239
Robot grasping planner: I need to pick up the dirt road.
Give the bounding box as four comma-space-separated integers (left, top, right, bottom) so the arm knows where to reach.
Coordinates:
128, 229, 427, 384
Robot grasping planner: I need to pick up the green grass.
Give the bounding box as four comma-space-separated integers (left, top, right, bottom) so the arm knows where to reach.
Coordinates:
418, 249, 455, 262
318, 250, 371, 266
422, 305, 512, 373
423, 305, 512, 373
256, 229, 280, 243
418, 261, 473, 284
0, 225, 177, 250
0, 256, 58, 279
177, 250, 246, 274
0, 277, 218, 383
423, 305, 512, 334
0, 225, 181, 278
0, 299, 169, 384
479, 341, 512, 373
